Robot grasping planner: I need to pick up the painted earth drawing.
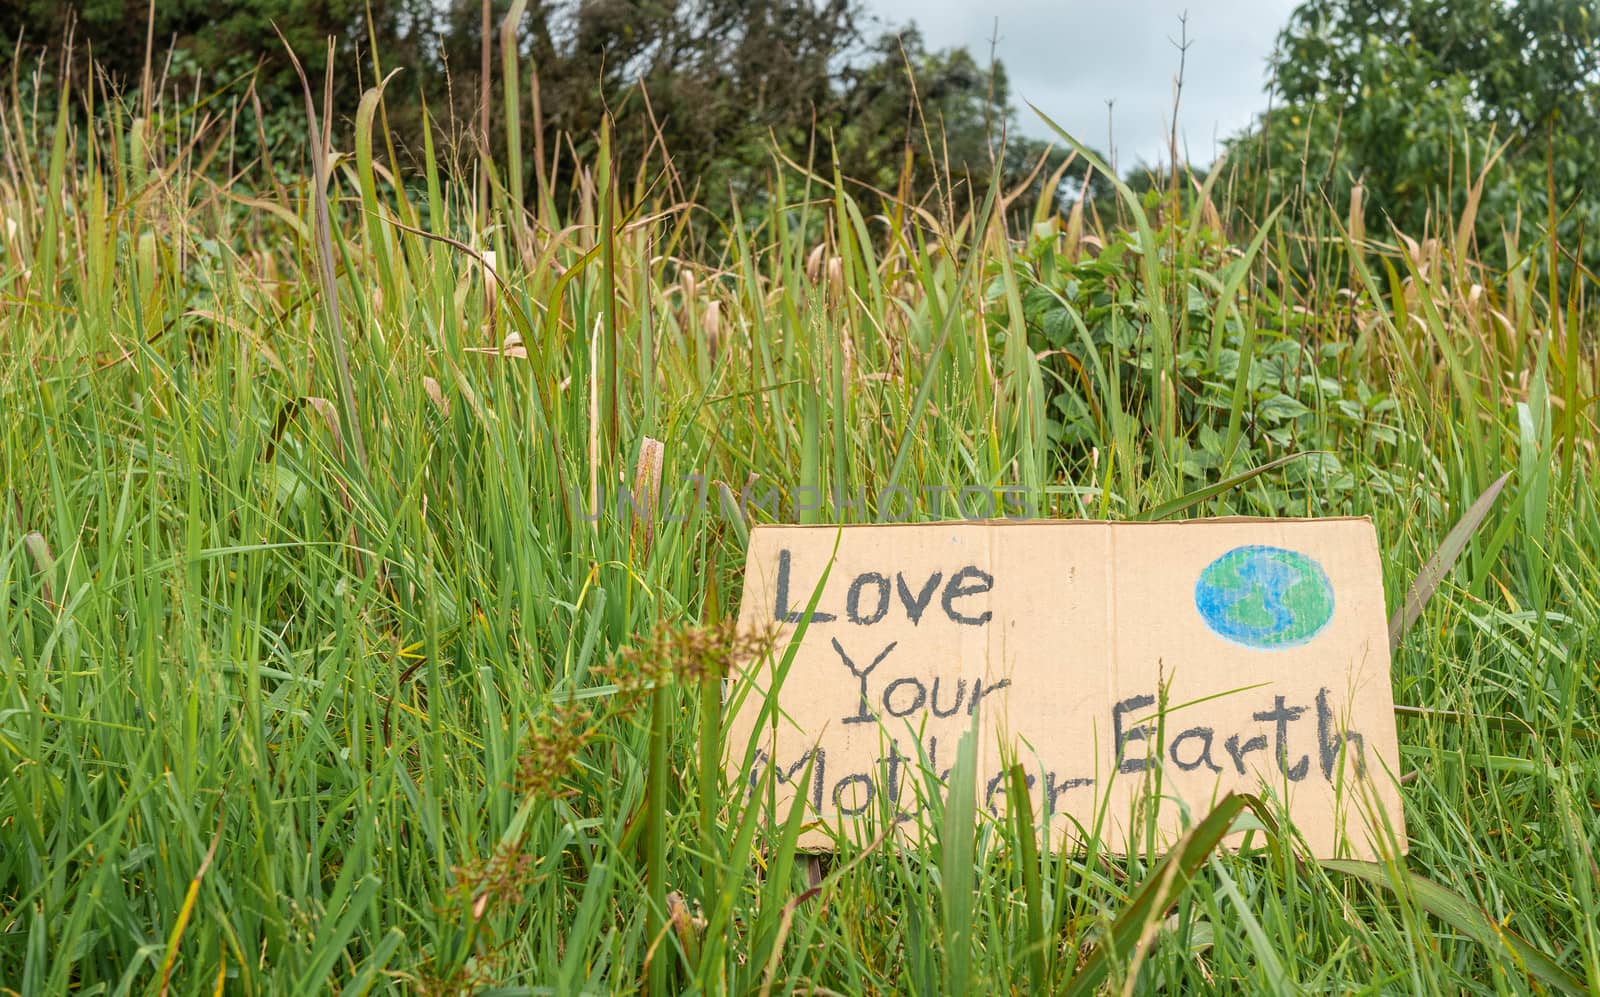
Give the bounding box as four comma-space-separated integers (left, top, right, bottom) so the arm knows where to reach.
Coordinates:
1194, 545, 1335, 649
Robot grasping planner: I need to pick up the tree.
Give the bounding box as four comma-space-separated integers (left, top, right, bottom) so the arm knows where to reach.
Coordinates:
3, 0, 1085, 233
421, 0, 864, 214
1, 0, 437, 164
827, 30, 1003, 207
2, 0, 373, 89
826, 30, 1112, 226
1229, 0, 1600, 269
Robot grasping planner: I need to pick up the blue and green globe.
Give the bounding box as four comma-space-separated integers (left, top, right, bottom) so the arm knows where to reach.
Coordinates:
1194, 545, 1335, 649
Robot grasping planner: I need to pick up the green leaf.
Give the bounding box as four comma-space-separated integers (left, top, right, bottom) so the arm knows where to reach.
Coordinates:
1258, 393, 1312, 422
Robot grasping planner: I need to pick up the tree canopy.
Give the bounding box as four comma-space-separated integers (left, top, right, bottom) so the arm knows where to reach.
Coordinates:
3, 0, 1104, 225
1232, 0, 1600, 268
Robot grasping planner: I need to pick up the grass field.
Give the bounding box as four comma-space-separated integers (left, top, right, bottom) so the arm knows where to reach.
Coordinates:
1, 47, 1598, 995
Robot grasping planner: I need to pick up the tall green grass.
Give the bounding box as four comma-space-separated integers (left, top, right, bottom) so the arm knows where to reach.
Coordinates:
0, 36, 1597, 994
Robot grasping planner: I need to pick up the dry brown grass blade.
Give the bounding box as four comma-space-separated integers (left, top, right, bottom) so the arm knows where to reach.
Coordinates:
1348, 182, 1367, 288
463, 331, 528, 359
21, 531, 55, 608
665, 890, 704, 964
422, 376, 449, 416
528, 51, 549, 212
139, 0, 156, 122
157, 811, 225, 997
998, 142, 1058, 216
264, 396, 345, 461
1453, 133, 1512, 282
1189, 168, 1224, 236
1064, 166, 1092, 259
702, 299, 723, 360
1032, 150, 1080, 231
633, 436, 665, 560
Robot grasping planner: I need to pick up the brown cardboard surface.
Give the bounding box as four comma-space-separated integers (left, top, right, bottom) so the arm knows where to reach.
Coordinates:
725, 519, 1407, 859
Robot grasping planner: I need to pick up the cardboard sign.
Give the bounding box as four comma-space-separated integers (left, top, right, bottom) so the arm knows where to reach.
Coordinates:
726, 519, 1406, 860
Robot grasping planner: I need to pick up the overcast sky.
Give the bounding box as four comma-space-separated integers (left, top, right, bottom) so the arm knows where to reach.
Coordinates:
863, 0, 1298, 170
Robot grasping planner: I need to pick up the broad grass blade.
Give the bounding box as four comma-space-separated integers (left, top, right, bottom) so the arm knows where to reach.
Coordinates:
940, 716, 981, 992
1007, 763, 1048, 995
1388, 472, 1512, 650
1134, 452, 1316, 522
1063, 793, 1264, 996
1324, 860, 1586, 995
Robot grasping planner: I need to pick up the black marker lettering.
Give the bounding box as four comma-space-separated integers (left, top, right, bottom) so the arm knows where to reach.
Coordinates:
833, 638, 897, 724
1253, 696, 1310, 781
968, 677, 1011, 715
883, 741, 910, 820
929, 677, 968, 717
882, 677, 927, 717
777, 753, 813, 788
1224, 733, 1268, 774
774, 548, 835, 623
942, 566, 995, 625
984, 770, 1022, 815
1316, 688, 1367, 780
1170, 727, 1223, 773
895, 571, 943, 624
1113, 693, 1157, 774
810, 750, 827, 811
846, 572, 890, 625
924, 735, 949, 783
1043, 771, 1094, 815
748, 748, 768, 799
832, 773, 875, 816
